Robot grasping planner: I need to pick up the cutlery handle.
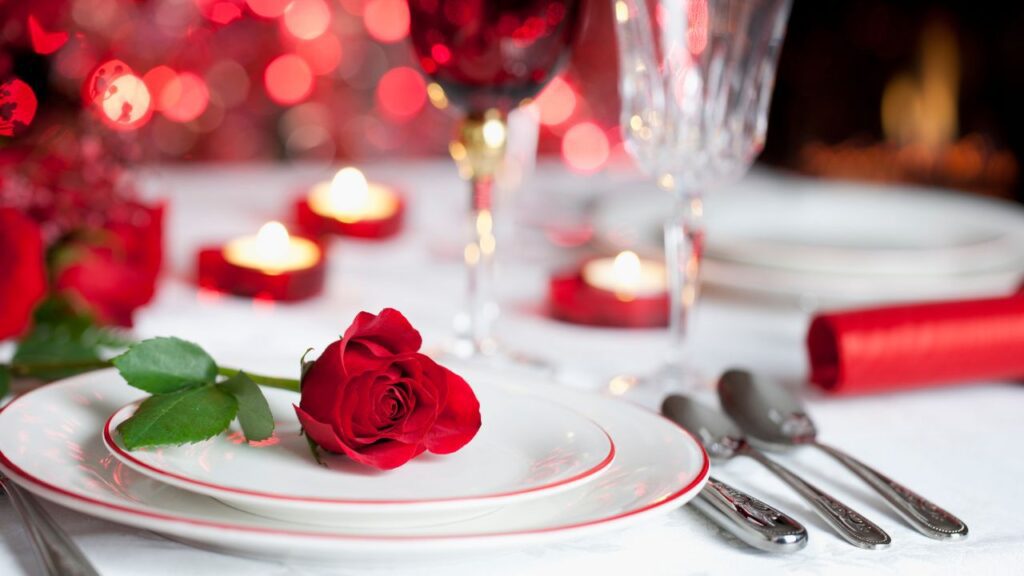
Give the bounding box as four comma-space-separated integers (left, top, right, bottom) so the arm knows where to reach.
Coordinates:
813, 442, 968, 540
740, 446, 891, 550
0, 475, 101, 576
692, 476, 807, 552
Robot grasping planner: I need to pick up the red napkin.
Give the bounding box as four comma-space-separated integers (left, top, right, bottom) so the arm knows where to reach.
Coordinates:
808, 288, 1024, 394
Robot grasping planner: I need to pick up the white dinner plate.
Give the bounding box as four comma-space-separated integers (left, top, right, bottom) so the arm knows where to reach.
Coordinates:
593, 171, 1024, 302
102, 384, 615, 527
0, 367, 709, 564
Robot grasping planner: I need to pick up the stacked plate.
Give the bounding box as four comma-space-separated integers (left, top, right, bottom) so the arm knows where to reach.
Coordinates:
0, 366, 708, 563
594, 172, 1024, 303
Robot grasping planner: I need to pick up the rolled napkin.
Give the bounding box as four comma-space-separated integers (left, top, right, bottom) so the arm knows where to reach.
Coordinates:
808, 288, 1024, 394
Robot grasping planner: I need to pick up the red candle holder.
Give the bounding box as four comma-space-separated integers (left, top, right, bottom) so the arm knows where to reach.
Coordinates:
548, 267, 669, 328
294, 183, 405, 240
197, 240, 326, 302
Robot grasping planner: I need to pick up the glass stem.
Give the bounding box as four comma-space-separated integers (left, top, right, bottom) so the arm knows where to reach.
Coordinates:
663, 189, 705, 370
450, 109, 506, 359
456, 175, 498, 357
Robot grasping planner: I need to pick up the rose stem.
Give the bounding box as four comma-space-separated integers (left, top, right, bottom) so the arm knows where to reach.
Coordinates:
5, 361, 300, 392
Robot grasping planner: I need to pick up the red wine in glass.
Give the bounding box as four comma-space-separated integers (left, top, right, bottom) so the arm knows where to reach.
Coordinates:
408, 0, 582, 114
407, 0, 581, 360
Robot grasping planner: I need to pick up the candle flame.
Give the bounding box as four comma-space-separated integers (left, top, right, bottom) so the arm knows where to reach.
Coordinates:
328, 167, 370, 215
255, 221, 291, 263
613, 250, 642, 289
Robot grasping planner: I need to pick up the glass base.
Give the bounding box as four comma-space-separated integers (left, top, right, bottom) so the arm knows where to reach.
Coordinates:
603, 362, 711, 406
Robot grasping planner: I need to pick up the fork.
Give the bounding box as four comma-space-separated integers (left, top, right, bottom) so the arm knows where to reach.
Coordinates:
0, 473, 100, 576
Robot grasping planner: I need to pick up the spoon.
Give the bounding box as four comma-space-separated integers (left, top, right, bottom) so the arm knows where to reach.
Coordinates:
718, 368, 968, 541
662, 395, 892, 549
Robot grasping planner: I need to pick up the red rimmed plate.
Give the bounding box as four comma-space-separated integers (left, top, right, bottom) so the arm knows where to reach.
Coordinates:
0, 367, 709, 564
102, 384, 615, 527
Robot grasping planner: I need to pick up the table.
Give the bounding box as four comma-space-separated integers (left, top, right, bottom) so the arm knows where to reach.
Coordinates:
2, 162, 1022, 575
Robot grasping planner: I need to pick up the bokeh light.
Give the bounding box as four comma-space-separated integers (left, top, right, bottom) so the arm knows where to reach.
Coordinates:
195, 0, 245, 25
562, 122, 610, 173
161, 72, 210, 123
534, 76, 577, 126
28, 14, 69, 55
83, 59, 133, 106
205, 60, 251, 108
246, 0, 290, 18
363, 0, 410, 44
97, 73, 153, 131
296, 34, 343, 75
375, 66, 426, 122
0, 78, 38, 137
283, 0, 330, 40
143, 66, 178, 111
265, 54, 314, 105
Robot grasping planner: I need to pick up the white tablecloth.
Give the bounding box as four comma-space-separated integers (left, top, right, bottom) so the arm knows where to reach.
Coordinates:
2, 162, 1022, 575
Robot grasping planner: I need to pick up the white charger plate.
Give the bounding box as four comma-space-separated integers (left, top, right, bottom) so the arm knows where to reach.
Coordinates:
594, 172, 1024, 301
0, 367, 709, 564
102, 384, 615, 527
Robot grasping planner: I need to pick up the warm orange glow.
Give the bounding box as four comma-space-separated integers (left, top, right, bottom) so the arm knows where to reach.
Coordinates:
363, 0, 410, 43
534, 76, 577, 126
97, 73, 153, 131
283, 0, 331, 40
881, 18, 959, 150
308, 167, 399, 222
246, 0, 289, 18
161, 72, 210, 122
562, 122, 610, 173
582, 251, 667, 300
375, 67, 426, 122
223, 221, 320, 274
265, 54, 314, 105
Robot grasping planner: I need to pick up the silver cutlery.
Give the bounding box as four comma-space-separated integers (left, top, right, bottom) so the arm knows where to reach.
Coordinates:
692, 476, 808, 552
0, 473, 101, 576
718, 368, 968, 541
662, 395, 892, 550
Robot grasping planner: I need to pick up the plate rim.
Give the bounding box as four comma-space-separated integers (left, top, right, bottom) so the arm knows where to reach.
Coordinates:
0, 370, 710, 546
100, 395, 617, 508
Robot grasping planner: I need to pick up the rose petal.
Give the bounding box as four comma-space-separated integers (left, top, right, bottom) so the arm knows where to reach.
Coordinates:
293, 404, 350, 454
424, 366, 482, 454
343, 308, 422, 354
298, 340, 346, 424
339, 340, 391, 379
353, 439, 427, 470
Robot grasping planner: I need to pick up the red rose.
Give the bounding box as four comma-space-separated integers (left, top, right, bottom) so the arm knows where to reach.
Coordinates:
55, 202, 163, 326
294, 309, 481, 470
0, 208, 46, 339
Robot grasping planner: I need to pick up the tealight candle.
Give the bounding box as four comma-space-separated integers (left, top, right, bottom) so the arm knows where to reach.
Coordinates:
197, 221, 325, 301
548, 251, 669, 327
296, 167, 404, 239
223, 221, 320, 274
581, 251, 667, 301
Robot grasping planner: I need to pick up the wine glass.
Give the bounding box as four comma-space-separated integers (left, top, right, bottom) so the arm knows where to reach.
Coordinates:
407, 0, 582, 359
613, 0, 791, 389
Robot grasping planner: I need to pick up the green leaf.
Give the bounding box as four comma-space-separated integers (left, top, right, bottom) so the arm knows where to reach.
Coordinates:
113, 337, 218, 394
117, 384, 238, 449
0, 366, 10, 399
216, 372, 274, 442
12, 297, 122, 380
